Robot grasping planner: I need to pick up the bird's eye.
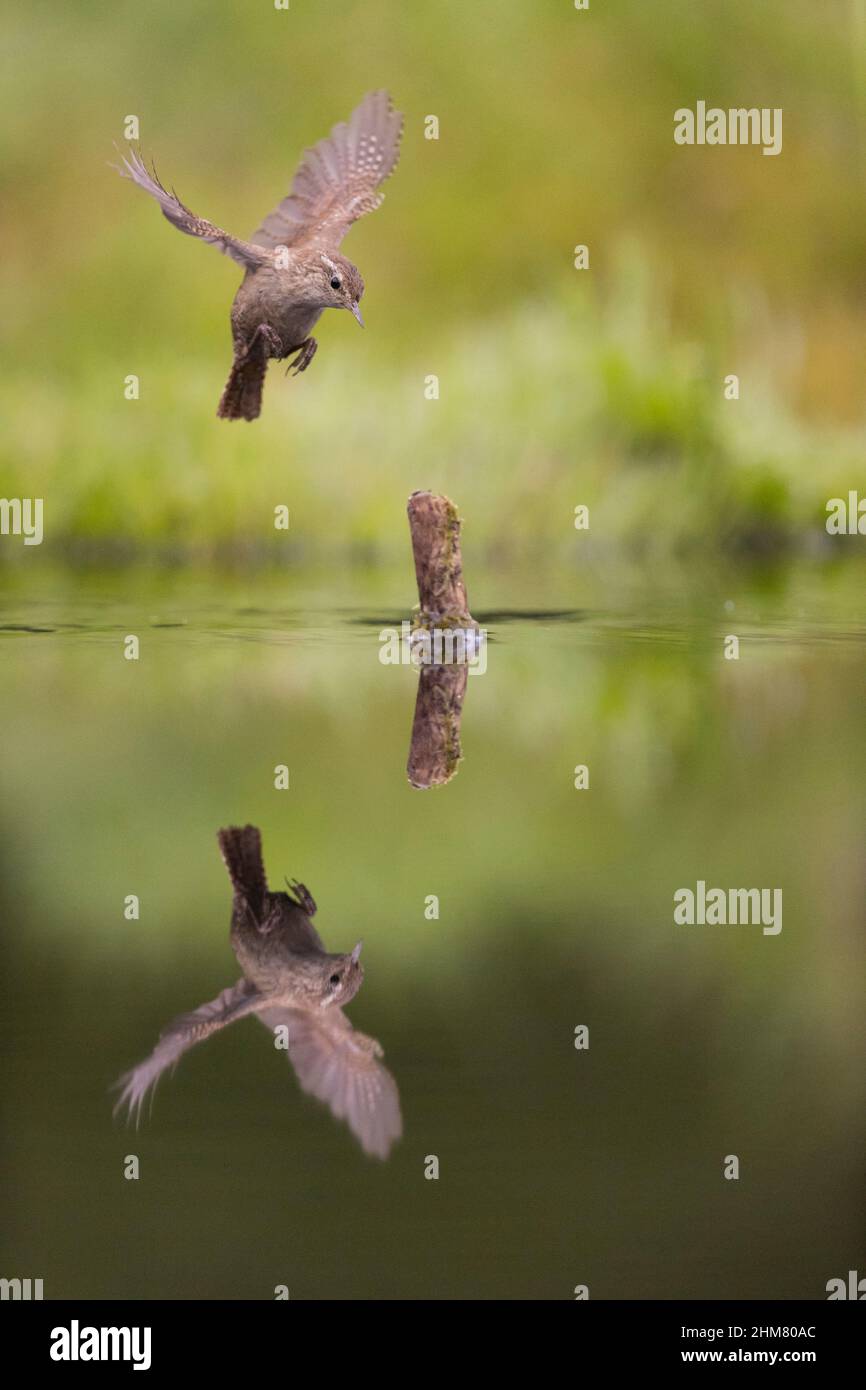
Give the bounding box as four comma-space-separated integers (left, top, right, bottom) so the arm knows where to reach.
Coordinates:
329, 973, 341, 985
329, 277, 341, 290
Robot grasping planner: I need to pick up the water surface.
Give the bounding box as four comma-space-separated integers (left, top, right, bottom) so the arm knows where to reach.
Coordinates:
1, 562, 864, 1299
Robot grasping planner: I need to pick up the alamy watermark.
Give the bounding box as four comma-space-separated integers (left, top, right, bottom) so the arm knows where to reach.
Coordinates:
0, 497, 43, 545
826, 492, 865, 535
50, 1321, 151, 1371
379, 621, 487, 674
826, 1269, 865, 1299
674, 103, 782, 157
674, 881, 782, 936
0, 1276, 43, 1299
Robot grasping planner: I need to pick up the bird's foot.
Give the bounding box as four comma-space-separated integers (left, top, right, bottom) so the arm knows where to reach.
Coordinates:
239, 323, 283, 362
285, 877, 317, 918
286, 337, 318, 376
256, 323, 285, 359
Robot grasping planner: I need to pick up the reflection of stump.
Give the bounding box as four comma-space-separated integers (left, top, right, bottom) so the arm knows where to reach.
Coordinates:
407, 491, 477, 629
407, 665, 469, 789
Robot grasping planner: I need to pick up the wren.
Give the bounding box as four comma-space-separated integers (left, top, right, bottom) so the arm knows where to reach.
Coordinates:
113, 825, 401, 1159
116, 90, 403, 420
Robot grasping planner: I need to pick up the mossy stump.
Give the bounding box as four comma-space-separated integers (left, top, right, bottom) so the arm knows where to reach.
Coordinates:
407, 490, 477, 631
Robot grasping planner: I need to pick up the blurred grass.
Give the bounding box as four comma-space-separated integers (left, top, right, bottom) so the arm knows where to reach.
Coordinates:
2, 0, 866, 559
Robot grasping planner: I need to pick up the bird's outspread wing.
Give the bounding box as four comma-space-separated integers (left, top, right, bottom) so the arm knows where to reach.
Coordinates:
252, 90, 403, 252
112, 978, 263, 1125
117, 149, 272, 272
257, 1004, 402, 1159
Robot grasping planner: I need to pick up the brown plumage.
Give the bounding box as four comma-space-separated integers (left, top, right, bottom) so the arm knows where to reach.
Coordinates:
116, 91, 403, 420
112, 826, 402, 1160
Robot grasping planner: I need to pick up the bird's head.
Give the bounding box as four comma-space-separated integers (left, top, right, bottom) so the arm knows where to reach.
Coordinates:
319, 254, 365, 325
318, 940, 365, 1009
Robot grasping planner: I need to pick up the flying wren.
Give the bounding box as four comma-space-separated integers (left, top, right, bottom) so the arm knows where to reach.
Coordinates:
116, 90, 403, 420
113, 825, 402, 1159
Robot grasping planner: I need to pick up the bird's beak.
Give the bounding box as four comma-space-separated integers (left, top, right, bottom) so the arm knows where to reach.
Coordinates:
351, 941, 363, 963
350, 301, 364, 328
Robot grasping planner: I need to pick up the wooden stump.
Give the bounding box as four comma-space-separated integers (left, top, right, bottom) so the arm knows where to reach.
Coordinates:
406, 491, 477, 628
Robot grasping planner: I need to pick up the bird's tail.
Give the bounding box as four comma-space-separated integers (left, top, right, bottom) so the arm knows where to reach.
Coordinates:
217, 825, 268, 916
217, 353, 267, 421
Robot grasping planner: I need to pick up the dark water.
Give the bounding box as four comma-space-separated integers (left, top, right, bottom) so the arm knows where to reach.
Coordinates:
1, 563, 864, 1299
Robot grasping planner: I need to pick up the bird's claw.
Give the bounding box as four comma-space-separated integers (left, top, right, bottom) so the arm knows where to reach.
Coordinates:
285, 877, 317, 918
254, 323, 284, 359
286, 338, 318, 376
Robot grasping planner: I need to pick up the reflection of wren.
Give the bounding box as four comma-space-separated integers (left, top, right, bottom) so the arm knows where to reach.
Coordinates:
116, 90, 402, 420
113, 826, 401, 1159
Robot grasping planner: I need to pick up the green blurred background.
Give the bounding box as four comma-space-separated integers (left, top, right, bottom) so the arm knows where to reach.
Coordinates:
1, 1, 865, 1301
2, 0, 866, 558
